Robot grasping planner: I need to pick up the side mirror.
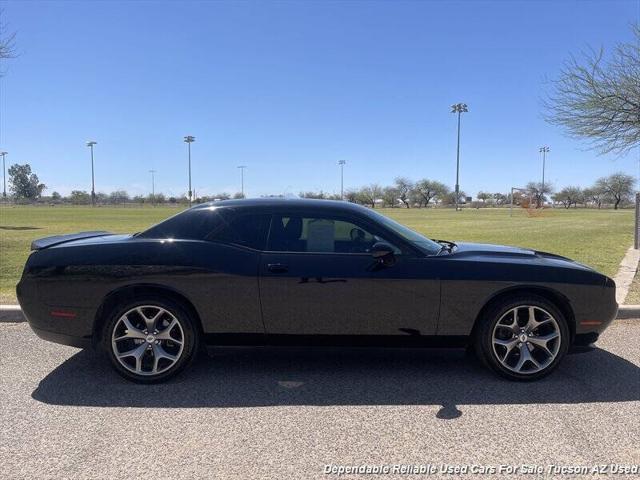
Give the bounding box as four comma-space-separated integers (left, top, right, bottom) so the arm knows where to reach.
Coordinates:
371, 242, 396, 266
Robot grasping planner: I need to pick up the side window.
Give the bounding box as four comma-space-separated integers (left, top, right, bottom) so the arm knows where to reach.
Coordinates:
140, 209, 222, 240
207, 213, 271, 250
268, 215, 397, 253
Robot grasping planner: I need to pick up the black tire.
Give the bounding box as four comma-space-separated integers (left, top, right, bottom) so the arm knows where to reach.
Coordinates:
474, 295, 570, 381
101, 296, 200, 383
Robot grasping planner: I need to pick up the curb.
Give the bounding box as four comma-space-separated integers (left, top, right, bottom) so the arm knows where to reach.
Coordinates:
616, 305, 640, 320
0, 305, 24, 323
2, 305, 639, 323
614, 246, 640, 305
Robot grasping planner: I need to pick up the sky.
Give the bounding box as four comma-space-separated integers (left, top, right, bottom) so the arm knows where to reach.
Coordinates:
1, 0, 638, 199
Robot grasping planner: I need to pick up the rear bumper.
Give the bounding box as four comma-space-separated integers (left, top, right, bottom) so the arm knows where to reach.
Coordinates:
30, 325, 91, 349
17, 278, 95, 349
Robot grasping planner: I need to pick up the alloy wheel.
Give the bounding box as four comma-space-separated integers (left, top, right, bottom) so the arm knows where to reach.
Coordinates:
111, 305, 185, 376
491, 305, 561, 375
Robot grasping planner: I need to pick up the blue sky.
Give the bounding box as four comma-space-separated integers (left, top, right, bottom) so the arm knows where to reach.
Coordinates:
1, 0, 638, 198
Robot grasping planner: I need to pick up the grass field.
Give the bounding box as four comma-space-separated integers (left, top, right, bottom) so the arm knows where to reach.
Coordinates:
0, 205, 634, 304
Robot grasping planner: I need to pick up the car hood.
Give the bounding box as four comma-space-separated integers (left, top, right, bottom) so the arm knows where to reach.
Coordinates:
451, 241, 595, 271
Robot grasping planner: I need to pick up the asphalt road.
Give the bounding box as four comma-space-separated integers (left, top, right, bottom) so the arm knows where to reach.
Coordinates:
1, 321, 638, 480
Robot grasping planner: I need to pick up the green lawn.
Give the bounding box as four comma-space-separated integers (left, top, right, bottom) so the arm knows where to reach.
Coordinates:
0, 205, 634, 304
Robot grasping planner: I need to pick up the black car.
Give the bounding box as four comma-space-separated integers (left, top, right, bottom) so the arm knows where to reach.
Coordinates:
17, 199, 617, 383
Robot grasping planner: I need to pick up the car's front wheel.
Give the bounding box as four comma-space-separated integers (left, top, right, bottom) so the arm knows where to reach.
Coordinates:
475, 295, 569, 381
102, 297, 199, 383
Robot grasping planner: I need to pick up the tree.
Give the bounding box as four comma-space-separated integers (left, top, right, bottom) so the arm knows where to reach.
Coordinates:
50, 191, 62, 203
493, 193, 508, 206
526, 181, 553, 208
233, 192, 245, 199
211, 192, 231, 201
8, 164, 46, 200
545, 24, 640, 156
553, 186, 583, 209
477, 191, 492, 204
299, 191, 326, 199
393, 177, 413, 208
442, 190, 467, 206
0, 9, 16, 62
583, 185, 606, 209
344, 189, 360, 204
599, 172, 635, 209
95, 192, 109, 204
359, 184, 382, 208
109, 190, 129, 205
148, 193, 166, 204
69, 190, 91, 205
381, 186, 399, 207
414, 179, 449, 206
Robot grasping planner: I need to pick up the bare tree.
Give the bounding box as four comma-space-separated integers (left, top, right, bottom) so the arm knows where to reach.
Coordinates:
414, 179, 449, 206
359, 184, 382, 208
344, 189, 360, 204
0, 9, 17, 62
381, 186, 399, 208
477, 191, 492, 204
493, 193, 508, 206
393, 177, 413, 208
599, 172, 635, 209
552, 186, 583, 209
544, 24, 640, 156
526, 181, 554, 208
583, 185, 606, 209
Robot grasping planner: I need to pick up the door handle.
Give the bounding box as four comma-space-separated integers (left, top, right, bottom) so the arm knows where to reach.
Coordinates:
267, 263, 289, 273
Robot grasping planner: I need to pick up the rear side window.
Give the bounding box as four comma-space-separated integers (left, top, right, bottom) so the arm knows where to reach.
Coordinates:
141, 209, 271, 250
140, 209, 222, 240
207, 213, 271, 250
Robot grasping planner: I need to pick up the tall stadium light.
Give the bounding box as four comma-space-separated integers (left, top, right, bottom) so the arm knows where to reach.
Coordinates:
0, 151, 7, 198
338, 160, 346, 200
183, 135, 195, 206
237, 165, 247, 198
86, 141, 97, 206
450, 103, 468, 211
149, 169, 156, 205
539, 146, 550, 197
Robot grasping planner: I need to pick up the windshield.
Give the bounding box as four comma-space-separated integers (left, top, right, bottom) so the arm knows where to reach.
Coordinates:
365, 209, 442, 255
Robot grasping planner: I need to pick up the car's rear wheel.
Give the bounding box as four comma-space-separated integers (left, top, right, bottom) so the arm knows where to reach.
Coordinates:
475, 295, 569, 381
102, 297, 199, 383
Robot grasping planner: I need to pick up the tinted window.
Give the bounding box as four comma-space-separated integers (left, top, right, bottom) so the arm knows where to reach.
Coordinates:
140, 208, 271, 249
208, 213, 271, 250
268, 215, 398, 253
140, 209, 222, 240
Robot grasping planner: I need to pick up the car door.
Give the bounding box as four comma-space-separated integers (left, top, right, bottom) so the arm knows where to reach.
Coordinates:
258, 211, 440, 337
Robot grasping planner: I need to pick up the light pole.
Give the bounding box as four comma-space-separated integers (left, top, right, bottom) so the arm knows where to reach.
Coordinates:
539, 146, 550, 202
0, 151, 7, 199
149, 169, 156, 205
451, 103, 468, 211
183, 135, 195, 206
338, 160, 346, 200
86, 141, 97, 206
237, 165, 247, 198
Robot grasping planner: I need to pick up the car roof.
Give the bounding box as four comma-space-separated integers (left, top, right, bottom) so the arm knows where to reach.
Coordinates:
192, 197, 368, 213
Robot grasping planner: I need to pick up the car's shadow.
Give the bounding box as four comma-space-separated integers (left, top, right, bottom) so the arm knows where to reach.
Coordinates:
32, 347, 639, 417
